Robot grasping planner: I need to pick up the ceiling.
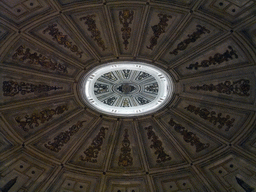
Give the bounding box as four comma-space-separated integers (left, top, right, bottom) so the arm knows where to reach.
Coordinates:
0, 0, 256, 191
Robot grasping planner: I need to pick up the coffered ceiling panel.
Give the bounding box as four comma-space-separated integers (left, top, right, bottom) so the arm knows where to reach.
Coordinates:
152, 168, 209, 191
196, 151, 256, 191
0, 151, 58, 192
0, 0, 54, 26
46, 169, 101, 192
198, 0, 256, 27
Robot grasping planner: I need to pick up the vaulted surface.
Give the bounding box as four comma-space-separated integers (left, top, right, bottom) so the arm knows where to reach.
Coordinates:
0, 0, 256, 192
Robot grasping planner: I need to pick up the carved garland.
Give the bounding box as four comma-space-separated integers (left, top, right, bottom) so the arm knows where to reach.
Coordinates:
168, 118, 210, 152
184, 105, 235, 131
145, 126, 171, 163
118, 129, 133, 166
119, 10, 134, 50
80, 127, 108, 163
12, 45, 67, 73
45, 121, 86, 152
186, 46, 238, 70
80, 15, 107, 51
147, 14, 172, 50
43, 24, 83, 58
190, 79, 250, 96
15, 105, 68, 132
2, 81, 63, 97
169, 25, 210, 55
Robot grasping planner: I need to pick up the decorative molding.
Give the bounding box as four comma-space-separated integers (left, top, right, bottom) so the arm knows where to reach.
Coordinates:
12, 45, 68, 73
80, 127, 108, 163
43, 24, 83, 58
147, 14, 172, 50
80, 15, 107, 51
2, 81, 63, 97
184, 105, 235, 131
145, 126, 171, 163
190, 79, 250, 96
168, 118, 210, 152
45, 121, 86, 152
169, 25, 210, 55
15, 105, 68, 132
186, 46, 238, 70
119, 10, 134, 50
118, 129, 133, 166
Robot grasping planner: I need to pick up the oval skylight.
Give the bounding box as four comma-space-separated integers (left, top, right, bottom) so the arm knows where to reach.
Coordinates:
79, 61, 174, 116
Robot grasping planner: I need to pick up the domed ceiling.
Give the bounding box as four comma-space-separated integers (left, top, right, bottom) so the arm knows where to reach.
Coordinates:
0, 0, 256, 191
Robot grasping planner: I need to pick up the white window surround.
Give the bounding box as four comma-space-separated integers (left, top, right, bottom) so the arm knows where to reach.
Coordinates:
79, 61, 174, 117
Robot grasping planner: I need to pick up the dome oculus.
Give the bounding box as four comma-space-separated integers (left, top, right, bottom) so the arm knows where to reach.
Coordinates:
79, 62, 174, 116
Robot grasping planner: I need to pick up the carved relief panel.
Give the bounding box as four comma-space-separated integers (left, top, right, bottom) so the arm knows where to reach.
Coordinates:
172, 98, 253, 140
158, 112, 224, 160
30, 111, 95, 160
139, 7, 186, 57
108, 120, 144, 172
66, 7, 114, 57
67, 119, 116, 171
0, 69, 72, 106
28, 18, 93, 63
137, 119, 187, 169
181, 68, 256, 105
173, 37, 251, 78
160, 17, 225, 63
1, 98, 81, 140
2, 38, 80, 77
108, 5, 144, 55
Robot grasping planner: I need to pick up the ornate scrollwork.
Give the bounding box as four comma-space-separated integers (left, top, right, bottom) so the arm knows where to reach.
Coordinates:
169, 25, 210, 55
135, 71, 151, 80
15, 105, 68, 132
2, 80, 63, 97
190, 79, 250, 96
186, 46, 238, 70
45, 121, 86, 152
184, 105, 235, 131
119, 10, 134, 50
80, 127, 108, 163
43, 24, 83, 58
168, 119, 210, 152
80, 15, 107, 51
118, 129, 133, 166
147, 14, 172, 50
145, 126, 171, 163
12, 45, 67, 73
